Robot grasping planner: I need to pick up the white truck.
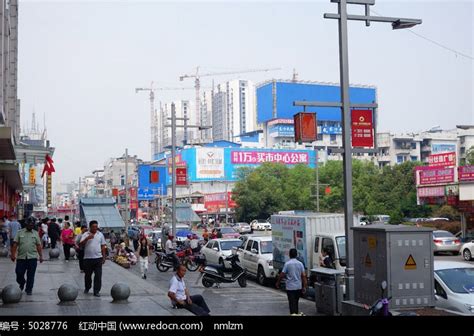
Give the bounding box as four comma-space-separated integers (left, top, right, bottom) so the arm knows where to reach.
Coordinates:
271, 212, 360, 275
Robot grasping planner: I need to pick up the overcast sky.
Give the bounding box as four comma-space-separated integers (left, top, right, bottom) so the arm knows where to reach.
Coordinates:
17, 0, 473, 185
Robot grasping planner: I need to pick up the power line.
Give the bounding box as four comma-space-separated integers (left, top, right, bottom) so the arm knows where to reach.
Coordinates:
371, 9, 473, 61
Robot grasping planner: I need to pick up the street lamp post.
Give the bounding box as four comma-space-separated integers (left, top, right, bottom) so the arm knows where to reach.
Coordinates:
323, 0, 421, 301
167, 103, 211, 236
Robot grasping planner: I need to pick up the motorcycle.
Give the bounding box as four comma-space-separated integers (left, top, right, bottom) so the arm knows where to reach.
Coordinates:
155, 248, 200, 272
198, 254, 247, 288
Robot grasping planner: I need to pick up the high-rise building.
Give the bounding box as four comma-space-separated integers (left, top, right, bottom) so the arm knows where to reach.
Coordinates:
160, 100, 197, 150
212, 79, 256, 142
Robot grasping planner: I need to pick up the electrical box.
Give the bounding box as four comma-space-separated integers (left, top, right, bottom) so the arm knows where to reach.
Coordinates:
311, 267, 345, 315
352, 225, 434, 309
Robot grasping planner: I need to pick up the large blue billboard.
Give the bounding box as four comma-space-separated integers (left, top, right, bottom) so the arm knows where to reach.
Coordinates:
178, 147, 316, 183
257, 81, 377, 124
137, 165, 167, 200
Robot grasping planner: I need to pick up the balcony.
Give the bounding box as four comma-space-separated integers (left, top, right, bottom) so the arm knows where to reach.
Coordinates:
378, 155, 391, 162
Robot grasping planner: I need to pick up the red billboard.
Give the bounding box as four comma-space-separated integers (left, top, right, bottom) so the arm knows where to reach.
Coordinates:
428, 152, 456, 168
204, 192, 236, 213
176, 167, 188, 186
419, 167, 455, 185
294, 112, 317, 143
458, 166, 474, 182
351, 109, 374, 148
417, 186, 445, 198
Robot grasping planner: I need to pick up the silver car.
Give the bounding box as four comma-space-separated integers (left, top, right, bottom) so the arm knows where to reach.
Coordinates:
433, 230, 461, 255
235, 222, 251, 234
434, 260, 474, 315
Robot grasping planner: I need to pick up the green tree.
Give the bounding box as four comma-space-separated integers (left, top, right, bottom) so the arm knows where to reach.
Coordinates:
466, 146, 474, 165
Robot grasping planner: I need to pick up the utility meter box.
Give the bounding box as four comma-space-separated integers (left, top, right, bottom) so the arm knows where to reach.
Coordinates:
352, 225, 434, 309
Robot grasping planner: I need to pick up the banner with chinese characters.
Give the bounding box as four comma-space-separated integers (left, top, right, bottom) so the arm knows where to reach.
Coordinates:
419, 167, 455, 185
231, 150, 309, 165
458, 166, 474, 182
417, 186, 445, 198
351, 109, 374, 147
46, 174, 52, 206
29, 167, 36, 185
427, 152, 456, 168
176, 167, 188, 186
294, 112, 317, 143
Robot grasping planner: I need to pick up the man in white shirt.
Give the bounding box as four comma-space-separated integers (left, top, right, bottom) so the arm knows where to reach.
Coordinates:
168, 265, 210, 316
80, 220, 107, 297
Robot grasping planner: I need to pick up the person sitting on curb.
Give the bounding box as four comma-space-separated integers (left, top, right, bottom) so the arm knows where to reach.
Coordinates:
168, 265, 211, 316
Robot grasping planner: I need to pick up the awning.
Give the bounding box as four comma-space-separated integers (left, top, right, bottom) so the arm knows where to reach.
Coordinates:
175, 203, 201, 223
80, 197, 125, 229
0, 127, 16, 160
0, 163, 22, 190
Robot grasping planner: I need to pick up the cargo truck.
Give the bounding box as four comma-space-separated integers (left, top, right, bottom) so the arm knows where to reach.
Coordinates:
271, 211, 360, 274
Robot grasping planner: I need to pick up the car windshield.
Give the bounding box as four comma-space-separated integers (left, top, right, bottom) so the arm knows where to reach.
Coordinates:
336, 236, 346, 260
434, 231, 454, 238
220, 227, 235, 234
220, 240, 242, 251
260, 241, 273, 254
435, 268, 474, 294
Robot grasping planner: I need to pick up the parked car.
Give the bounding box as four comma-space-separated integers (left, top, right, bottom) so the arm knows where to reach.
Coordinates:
434, 260, 474, 315
235, 236, 277, 285
250, 220, 271, 231
200, 238, 242, 266
235, 222, 252, 234
433, 230, 461, 255
461, 240, 474, 261
217, 227, 240, 239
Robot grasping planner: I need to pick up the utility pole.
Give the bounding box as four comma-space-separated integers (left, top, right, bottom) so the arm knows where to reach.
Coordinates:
225, 182, 229, 224
171, 104, 177, 237
125, 148, 129, 228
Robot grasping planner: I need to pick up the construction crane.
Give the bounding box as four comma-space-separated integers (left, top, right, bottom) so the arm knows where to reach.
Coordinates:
135, 82, 193, 160
179, 67, 281, 133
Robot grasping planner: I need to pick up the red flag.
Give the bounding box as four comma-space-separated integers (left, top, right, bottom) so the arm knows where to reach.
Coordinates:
41, 154, 55, 178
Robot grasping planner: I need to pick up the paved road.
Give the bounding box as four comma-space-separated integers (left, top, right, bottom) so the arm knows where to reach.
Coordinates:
127, 253, 320, 316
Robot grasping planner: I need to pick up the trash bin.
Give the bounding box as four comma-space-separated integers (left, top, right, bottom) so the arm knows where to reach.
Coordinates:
311, 267, 345, 316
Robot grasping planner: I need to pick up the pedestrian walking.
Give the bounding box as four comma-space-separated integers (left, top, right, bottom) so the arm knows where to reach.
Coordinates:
40, 218, 49, 248
48, 218, 61, 249
1, 216, 9, 247
74, 221, 82, 236
275, 248, 308, 316
7, 215, 22, 250
75, 225, 88, 273
168, 265, 211, 316
79, 220, 107, 297
10, 217, 43, 295
61, 222, 75, 261
137, 237, 151, 279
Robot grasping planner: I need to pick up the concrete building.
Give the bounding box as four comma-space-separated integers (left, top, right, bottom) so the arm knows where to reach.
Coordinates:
212, 80, 256, 142
160, 100, 197, 150
376, 133, 422, 167
457, 126, 474, 165
0, 0, 21, 217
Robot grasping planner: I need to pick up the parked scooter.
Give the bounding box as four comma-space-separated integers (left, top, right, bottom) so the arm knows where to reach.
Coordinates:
367, 281, 392, 316
199, 254, 247, 288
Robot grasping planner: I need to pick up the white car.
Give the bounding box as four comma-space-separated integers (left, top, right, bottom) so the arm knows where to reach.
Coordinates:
434, 260, 474, 315
200, 238, 242, 266
250, 220, 272, 231
235, 222, 252, 234
461, 241, 474, 261
236, 236, 277, 285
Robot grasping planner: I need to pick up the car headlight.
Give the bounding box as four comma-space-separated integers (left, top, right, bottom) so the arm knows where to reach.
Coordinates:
464, 304, 474, 313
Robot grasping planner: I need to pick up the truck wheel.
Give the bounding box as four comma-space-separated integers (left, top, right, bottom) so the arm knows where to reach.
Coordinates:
257, 266, 267, 286
202, 276, 214, 288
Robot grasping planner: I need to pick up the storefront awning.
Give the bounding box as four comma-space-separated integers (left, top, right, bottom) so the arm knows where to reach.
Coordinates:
80, 197, 125, 229
0, 127, 16, 160
0, 163, 22, 190
176, 204, 201, 223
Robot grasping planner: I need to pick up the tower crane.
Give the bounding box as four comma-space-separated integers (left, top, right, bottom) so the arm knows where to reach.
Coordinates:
135, 82, 193, 160
179, 67, 281, 135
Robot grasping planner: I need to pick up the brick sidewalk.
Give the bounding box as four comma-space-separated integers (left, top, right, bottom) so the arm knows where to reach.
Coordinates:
0, 250, 191, 316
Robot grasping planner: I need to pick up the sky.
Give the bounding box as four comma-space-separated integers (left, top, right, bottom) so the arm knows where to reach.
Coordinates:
17, 0, 473, 185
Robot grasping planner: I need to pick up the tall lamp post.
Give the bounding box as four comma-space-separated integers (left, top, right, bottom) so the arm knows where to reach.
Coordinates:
295, 0, 421, 302
167, 103, 211, 236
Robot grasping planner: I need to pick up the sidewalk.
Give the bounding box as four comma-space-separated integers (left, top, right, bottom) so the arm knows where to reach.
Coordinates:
0, 250, 190, 316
